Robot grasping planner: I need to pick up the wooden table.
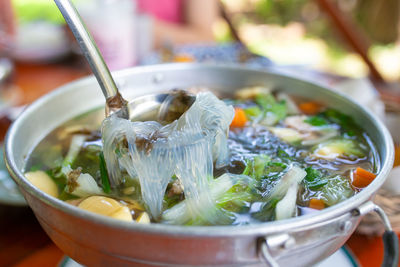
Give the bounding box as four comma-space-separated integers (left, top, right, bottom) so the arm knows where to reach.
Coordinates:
0, 60, 398, 267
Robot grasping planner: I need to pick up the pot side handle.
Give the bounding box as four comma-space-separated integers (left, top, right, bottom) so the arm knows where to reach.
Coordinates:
259, 201, 399, 267
353, 201, 399, 267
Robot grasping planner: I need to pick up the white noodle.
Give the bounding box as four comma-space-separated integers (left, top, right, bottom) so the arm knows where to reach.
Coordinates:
101, 92, 234, 220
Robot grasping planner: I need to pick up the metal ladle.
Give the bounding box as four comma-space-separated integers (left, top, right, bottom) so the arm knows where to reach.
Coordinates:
54, 0, 195, 122
54, 0, 129, 119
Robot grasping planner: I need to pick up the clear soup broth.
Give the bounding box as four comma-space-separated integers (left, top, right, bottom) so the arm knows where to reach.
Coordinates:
25, 86, 379, 225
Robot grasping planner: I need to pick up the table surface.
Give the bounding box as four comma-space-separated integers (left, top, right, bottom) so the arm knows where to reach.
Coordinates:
0, 58, 398, 267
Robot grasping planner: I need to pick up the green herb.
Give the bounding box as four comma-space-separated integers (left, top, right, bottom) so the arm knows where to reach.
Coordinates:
255, 93, 276, 109
268, 100, 287, 121
312, 138, 366, 159
242, 154, 271, 179
265, 162, 287, 174
304, 116, 328, 126
99, 151, 111, 193
244, 106, 262, 118
163, 194, 182, 209
255, 94, 287, 124
277, 148, 292, 160
322, 109, 359, 136
302, 175, 354, 206
304, 167, 328, 190
217, 181, 254, 213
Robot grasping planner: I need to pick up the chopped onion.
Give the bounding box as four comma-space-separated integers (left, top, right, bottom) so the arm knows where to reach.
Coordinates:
269, 165, 306, 200
69, 173, 103, 197
275, 182, 299, 220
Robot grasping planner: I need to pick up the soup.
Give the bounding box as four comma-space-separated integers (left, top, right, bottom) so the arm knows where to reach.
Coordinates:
25, 86, 378, 225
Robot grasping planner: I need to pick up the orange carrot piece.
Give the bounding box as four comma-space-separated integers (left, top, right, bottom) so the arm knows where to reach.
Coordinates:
298, 101, 322, 115
173, 54, 195, 62
230, 108, 247, 128
352, 167, 377, 188
309, 198, 325, 210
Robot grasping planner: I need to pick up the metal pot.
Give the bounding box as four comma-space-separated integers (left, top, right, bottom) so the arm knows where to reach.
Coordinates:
4, 64, 398, 267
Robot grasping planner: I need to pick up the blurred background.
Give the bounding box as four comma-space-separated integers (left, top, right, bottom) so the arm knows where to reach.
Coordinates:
0, 0, 400, 266
218, 0, 400, 81
1, 0, 399, 78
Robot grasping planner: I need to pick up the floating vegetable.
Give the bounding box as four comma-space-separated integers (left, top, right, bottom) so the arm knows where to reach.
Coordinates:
312, 139, 366, 160
352, 167, 377, 188
78, 196, 133, 222
230, 108, 247, 128
24, 171, 59, 198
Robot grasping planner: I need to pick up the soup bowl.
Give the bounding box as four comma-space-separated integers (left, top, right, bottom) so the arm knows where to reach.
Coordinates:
4, 64, 398, 266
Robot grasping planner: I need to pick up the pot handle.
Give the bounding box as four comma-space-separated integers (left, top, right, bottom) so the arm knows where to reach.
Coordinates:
259, 201, 399, 267
353, 201, 399, 267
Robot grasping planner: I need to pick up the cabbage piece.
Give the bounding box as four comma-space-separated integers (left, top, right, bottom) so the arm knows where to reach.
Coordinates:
102, 92, 234, 221
234, 86, 271, 100
303, 167, 328, 190
311, 138, 366, 160
301, 175, 354, 206
268, 165, 306, 200
242, 154, 271, 180
300, 128, 338, 146
256, 93, 287, 126
67, 172, 103, 197
269, 127, 303, 143
61, 134, 87, 175
162, 174, 253, 225
276, 92, 300, 115
269, 165, 306, 220
251, 165, 306, 221
280, 115, 339, 146
275, 182, 298, 220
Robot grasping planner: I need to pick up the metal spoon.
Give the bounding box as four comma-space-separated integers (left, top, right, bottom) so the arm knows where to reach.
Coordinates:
54, 0, 195, 122
54, 0, 129, 119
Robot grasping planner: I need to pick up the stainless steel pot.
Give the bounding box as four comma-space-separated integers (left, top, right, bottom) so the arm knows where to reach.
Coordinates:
4, 64, 398, 267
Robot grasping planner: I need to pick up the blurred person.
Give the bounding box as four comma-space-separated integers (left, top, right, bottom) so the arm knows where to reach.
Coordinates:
137, 0, 219, 47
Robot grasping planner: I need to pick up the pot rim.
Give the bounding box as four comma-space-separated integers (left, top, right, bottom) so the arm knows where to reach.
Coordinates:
4, 63, 394, 237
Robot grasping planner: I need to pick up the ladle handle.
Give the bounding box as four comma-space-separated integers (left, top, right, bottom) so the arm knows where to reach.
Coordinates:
54, 0, 119, 100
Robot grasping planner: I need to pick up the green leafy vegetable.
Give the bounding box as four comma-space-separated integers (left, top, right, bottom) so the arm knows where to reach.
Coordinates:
163, 174, 250, 225
304, 167, 328, 190
242, 154, 271, 179
302, 175, 354, 206
217, 178, 255, 214
304, 116, 329, 126
99, 151, 111, 193
312, 138, 366, 160
320, 175, 354, 206
255, 93, 287, 125
277, 148, 293, 161
251, 198, 280, 221
244, 106, 262, 119
255, 93, 276, 108
321, 109, 359, 136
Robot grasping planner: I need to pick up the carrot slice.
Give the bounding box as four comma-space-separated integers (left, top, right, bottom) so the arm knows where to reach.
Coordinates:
309, 198, 325, 210
230, 108, 247, 128
352, 167, 377, 188
173, 54, 195, 62
298, 101, 322, 115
